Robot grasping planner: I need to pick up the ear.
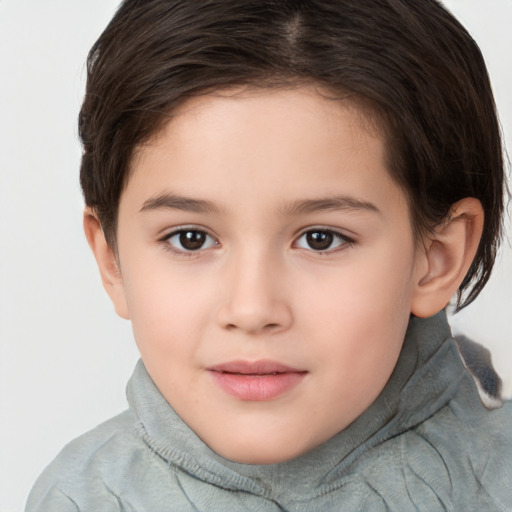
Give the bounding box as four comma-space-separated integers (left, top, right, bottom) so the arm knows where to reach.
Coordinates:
410, 198, 484, 318
83, 208, 130, 319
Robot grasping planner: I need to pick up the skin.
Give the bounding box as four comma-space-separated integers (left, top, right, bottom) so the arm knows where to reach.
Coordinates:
86, 87, 484, 464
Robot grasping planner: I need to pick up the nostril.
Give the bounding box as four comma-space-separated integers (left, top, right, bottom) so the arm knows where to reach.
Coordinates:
225, 323, 280, 331
217, 301, 293, 334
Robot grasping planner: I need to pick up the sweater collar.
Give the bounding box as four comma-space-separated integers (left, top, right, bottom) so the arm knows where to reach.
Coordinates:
127, 311, 466, 503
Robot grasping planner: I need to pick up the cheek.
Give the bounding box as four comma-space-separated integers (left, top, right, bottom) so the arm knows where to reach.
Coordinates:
123, 268, 215, 400
122, 262, 212, 356
299, 242, 415, 318
295, 244, 415, 378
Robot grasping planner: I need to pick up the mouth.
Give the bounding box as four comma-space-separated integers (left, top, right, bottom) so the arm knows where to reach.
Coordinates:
207, 360, 307, 401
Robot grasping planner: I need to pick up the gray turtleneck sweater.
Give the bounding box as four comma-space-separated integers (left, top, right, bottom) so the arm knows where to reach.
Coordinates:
26, 312, 512, 511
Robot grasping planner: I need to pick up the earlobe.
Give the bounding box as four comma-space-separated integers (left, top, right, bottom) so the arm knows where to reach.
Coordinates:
411, 198, 484, 318
83, 208, 130, 319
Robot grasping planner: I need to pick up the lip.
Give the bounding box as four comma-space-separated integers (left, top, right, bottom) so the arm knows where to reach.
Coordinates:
207, 360, 307, 401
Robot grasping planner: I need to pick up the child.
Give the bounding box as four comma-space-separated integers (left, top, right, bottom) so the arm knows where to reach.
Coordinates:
26, 0, 511, 510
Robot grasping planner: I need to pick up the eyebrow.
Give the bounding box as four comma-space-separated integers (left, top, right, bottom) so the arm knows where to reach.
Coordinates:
140, 193, 221, 214
279, 196, 381, 216
139, 192, 381, 216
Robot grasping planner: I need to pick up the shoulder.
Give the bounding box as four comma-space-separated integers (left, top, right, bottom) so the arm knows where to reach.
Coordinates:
25, 409, 207, 512
412, 397, 512, 507
26, 410, 173, 512
358, 400, 512, 511
26, 410, 136, 511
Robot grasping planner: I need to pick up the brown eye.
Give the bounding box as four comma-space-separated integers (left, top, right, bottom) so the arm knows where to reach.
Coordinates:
306, 231, 333, 251
180, 230, 206, 250
295, 229, 352, 252
166, 229, 217, 252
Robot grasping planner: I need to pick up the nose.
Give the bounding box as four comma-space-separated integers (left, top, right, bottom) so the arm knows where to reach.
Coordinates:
216, 251, 293, 336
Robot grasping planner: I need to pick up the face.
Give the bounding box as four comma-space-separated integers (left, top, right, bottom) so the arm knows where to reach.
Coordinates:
113, 87, 426, 464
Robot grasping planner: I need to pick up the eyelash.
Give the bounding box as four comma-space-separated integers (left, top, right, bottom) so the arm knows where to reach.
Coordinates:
294, 228, 355, 254
159, 227, 219, 258
159, 227, 355, 257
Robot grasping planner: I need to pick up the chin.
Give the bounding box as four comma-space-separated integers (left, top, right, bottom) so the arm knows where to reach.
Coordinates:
213, 439, 309, 466
225, 451, 298, 466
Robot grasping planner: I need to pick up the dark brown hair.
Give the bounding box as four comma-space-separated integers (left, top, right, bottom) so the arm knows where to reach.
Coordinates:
79, 0, 505, 310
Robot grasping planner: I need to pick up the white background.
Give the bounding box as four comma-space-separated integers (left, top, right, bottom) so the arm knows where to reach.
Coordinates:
0, 1, 510, 510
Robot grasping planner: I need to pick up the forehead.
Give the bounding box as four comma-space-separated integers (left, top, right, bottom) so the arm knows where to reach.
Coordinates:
123, 86, 407, 223
161, 85, 383, 145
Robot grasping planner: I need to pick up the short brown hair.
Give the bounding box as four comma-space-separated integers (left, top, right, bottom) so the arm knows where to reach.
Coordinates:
79, 0, 505, 310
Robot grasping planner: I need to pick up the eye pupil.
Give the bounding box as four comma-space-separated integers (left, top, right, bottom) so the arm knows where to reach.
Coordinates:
306, 231, 333, 250
180, 230, 206, 250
